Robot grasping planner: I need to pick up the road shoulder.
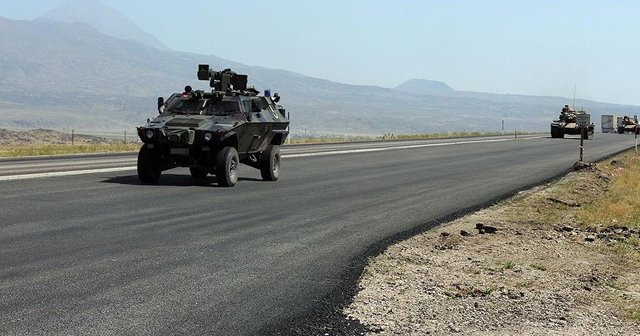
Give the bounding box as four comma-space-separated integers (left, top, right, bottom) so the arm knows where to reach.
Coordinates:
345, 152, 640, 335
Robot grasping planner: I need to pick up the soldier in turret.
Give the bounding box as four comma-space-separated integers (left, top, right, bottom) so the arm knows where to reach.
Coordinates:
182, 85, 193, 99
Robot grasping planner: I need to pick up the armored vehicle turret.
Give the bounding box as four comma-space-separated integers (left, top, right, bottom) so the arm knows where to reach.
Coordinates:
136, 64, 289, 187
617, 115, 638, 134
550, 105, 594, 139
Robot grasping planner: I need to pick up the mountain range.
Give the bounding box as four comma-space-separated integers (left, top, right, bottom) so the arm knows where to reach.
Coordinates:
0, 0, 638, 135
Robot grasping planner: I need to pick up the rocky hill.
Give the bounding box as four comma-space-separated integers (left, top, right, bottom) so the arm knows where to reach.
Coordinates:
0, 1, 639, 135
395, 78, 454, 94
38, 0, 167, 50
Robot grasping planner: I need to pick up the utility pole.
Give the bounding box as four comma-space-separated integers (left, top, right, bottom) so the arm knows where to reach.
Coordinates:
579, 126, 585, 162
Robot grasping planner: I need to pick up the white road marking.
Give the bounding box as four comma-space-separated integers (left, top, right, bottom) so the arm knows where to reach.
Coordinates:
284, 137, 533, 158
0, 137, 541, 181
0, 167, 137, 181
0, 157, 135, 170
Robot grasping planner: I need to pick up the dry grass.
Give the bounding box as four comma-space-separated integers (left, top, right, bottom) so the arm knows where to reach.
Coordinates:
289, 131, 538, 144
395, 131, 502, 139
0, 143, 140, 157
576, 152, 640, 229
628, 307, 640, 322
289, 135, 375, 144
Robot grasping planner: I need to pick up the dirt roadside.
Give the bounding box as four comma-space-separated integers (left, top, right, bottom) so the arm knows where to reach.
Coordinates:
345, 153, 640, 335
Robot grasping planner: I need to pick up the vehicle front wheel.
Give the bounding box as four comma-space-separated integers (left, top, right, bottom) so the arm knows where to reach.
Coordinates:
137, 146, 162, 183
216, 147, 239, 187
550, 127, 563, 138
260, 145, 281, 181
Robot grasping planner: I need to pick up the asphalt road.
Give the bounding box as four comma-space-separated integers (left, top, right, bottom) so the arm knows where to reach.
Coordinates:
0, 134, 634, 335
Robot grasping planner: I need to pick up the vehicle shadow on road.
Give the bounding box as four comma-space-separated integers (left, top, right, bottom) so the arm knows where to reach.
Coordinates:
102, 174, 263, 187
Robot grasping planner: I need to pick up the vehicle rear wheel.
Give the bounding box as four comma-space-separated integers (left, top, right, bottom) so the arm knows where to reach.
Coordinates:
618, 127, 625, 134
137, 146, 162, 183
189, 167, 207, 179
216, 147, 239, 187
260, 145, 281, 181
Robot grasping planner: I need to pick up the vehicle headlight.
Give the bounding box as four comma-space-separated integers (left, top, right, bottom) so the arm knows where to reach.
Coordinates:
145, 129, 154, 139
204, 132, 213, 141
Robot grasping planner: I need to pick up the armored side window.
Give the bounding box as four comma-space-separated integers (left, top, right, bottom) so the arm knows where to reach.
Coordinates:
251, 98, 268, 112
242, 100, 252, 114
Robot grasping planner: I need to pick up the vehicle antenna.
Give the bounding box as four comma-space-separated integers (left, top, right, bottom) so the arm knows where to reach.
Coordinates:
572, 83, 577, 109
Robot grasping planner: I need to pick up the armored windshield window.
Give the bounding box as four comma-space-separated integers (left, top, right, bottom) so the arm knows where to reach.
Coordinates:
204, 99, 241, 116
164, 95, 204, 115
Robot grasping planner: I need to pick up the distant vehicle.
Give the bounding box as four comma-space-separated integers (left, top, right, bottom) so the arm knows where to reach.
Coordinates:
617, 115, 638, 134
550, 105, 594, 139
600, 114, 616, 133
136, 64, 289, 187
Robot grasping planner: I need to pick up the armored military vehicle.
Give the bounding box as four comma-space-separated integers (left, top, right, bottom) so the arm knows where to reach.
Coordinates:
550, 105, 594, 139
617, 115, 638, 134
136, 64, 289, 187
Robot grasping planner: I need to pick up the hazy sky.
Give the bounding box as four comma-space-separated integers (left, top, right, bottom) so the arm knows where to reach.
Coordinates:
2, 0, 639, 105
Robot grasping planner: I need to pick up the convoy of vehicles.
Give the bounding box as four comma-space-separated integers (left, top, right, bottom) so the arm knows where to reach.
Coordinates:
134, 64, 638, 188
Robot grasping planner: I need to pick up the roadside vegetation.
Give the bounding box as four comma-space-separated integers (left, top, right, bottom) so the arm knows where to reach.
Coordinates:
0, 143, 141, 158
288, 130, 534, 144
0, 128, 141, 157
1, 129, 538, 157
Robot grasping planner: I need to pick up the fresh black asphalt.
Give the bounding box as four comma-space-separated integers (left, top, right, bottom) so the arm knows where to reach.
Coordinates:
0, 134, 634, 335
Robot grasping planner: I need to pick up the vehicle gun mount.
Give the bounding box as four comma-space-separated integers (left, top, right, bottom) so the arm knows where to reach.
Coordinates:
197, 64, 249, 92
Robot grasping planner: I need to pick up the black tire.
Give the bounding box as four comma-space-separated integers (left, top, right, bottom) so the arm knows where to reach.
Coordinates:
550, 127, 563, 138
584, 131, 594, 140
216, 147, 239, 187
618, 127, 625, 134
189, 167, 208, 179
137, 146, 162, 183
260, 145, 281, 181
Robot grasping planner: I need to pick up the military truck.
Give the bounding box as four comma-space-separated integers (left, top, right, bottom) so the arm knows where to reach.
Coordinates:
550, 105, 594, 139
136, 65, 289, 187
617, 115, 638, 134
601, 114, 616, 133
